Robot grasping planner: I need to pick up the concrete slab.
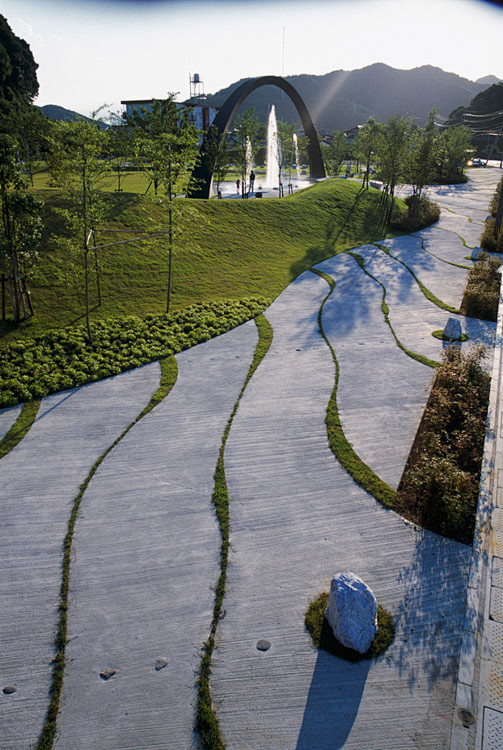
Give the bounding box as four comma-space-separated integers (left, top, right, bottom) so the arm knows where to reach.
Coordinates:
0, 364, 160, 750
380, 234, 468, 310
56, 322, 257, 749
213, 271, 470, 749
0, 403, 22, 441
357, 244, 496, 367
315, 252, 433, 489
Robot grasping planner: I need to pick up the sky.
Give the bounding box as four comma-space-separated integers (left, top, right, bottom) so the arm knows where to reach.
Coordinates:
1, 0, 502, 117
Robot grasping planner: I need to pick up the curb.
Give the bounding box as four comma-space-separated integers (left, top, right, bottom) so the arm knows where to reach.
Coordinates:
450, 276, 503, 750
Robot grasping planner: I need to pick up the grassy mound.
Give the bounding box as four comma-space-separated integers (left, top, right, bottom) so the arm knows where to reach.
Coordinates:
1, 179, 393, 346
305, 592, 395, 661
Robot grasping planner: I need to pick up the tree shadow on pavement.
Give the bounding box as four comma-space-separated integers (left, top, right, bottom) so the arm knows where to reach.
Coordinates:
392, 527, 471, 693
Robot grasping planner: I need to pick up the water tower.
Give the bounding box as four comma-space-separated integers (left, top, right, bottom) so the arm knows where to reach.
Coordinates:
190, 73, 205, 99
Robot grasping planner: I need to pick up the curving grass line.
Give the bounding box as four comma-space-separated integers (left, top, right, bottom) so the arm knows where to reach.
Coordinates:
196, 313, 273, 750
415, 231, 472, 268
311, 269, 397, 509
374, 243, 463, 314
36, 356, 178, 750
347, 252, 440, 370
0, 399, 40, 459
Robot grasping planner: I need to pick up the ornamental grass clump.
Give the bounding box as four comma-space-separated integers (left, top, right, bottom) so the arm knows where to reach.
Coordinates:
398, 345, 490, 543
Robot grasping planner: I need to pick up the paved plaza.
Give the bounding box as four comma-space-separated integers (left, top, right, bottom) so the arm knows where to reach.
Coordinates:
0, 167, 502, 749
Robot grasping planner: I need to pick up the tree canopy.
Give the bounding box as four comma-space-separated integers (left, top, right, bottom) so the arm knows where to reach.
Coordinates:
0, 15, 39, 103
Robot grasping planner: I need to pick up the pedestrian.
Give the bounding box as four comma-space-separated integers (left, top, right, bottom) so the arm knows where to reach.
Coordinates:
236, 178, 240, 195
249, 170, 255, 193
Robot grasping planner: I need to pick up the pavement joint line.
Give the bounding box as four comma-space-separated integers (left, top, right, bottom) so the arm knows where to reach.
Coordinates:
196, 314, 273, 749
35, 356, 178, 750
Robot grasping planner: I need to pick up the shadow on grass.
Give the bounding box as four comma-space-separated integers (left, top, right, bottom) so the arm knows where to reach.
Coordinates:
289, 188, 388, 283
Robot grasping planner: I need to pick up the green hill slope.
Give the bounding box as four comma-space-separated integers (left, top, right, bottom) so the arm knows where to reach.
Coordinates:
1, 179, 391, 346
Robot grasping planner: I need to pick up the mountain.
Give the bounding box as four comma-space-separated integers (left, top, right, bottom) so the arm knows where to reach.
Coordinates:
475, 75, 501, 86
38, 104, 107, 129
203, 64, 490, 132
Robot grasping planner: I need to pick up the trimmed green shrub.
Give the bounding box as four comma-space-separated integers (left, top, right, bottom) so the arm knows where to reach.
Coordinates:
390, 196, 440, 233
0, 297, 270, 407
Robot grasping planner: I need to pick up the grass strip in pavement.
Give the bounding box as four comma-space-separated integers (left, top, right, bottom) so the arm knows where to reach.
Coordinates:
375, 243, 463, 315
417, 231, 471, 268
311, 269, 397, 510
0, 399, 40, 459
348, 252, 440, 370
196, 313, 273, 750
36, 355, 178, 750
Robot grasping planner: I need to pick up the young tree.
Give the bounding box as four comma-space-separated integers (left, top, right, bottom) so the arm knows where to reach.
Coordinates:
128, 97, 199, 197
233, 109, 260, 197
199, 124, 229, 197
436, 126, 471, 183
127, 96, 200, 311
323, 130, 347, 177
47, 118, 111, 240
352, 118, 379, 189
17, 104, 51, 186
407, 110, 438, 201
0, 133, 42, 321
374, 115, 413, 222
107, 119, 134, 192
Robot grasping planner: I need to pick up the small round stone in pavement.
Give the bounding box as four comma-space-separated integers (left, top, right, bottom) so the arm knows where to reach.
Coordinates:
458, 709, 475, 727
256, 639, 271, 652
99, 669, 117, 680
2, 685, 17, 694
155, 658, 168, 671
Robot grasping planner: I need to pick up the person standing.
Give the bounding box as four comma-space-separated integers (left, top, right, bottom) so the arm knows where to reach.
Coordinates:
236, 178, 240, 195
249, 170, 255, 194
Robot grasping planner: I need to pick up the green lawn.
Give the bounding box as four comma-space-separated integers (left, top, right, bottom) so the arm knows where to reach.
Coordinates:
1, 177, 395, 346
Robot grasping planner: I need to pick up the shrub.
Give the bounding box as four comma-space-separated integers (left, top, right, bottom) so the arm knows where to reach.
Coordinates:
390, 196, 440, 233
481, 218, 503, 253
0, 297, 270, 408
398, 346, 490, 543
461, 253, 501, 320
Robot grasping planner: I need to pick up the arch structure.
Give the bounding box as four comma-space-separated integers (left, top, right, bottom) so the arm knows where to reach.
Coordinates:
188, 75, 326, 198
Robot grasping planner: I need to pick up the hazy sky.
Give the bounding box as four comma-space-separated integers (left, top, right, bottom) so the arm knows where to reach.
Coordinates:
1, 0, 502, 117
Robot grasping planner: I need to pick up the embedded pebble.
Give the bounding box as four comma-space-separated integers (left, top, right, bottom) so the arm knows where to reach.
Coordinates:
2, 685, 17, 695
256, 639, 271, 652
154, 658, 168, 671
99, 669, 117, 680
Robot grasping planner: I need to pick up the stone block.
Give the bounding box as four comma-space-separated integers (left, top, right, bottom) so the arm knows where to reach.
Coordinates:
325, 572, 377, 653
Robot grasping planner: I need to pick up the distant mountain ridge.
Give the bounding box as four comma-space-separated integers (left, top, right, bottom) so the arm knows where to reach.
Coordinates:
38, 104, 107, 129
203, 63, 492, 132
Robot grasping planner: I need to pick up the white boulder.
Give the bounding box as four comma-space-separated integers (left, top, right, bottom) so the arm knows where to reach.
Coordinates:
325, 572, 377, 654
443, 318, 462, 341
